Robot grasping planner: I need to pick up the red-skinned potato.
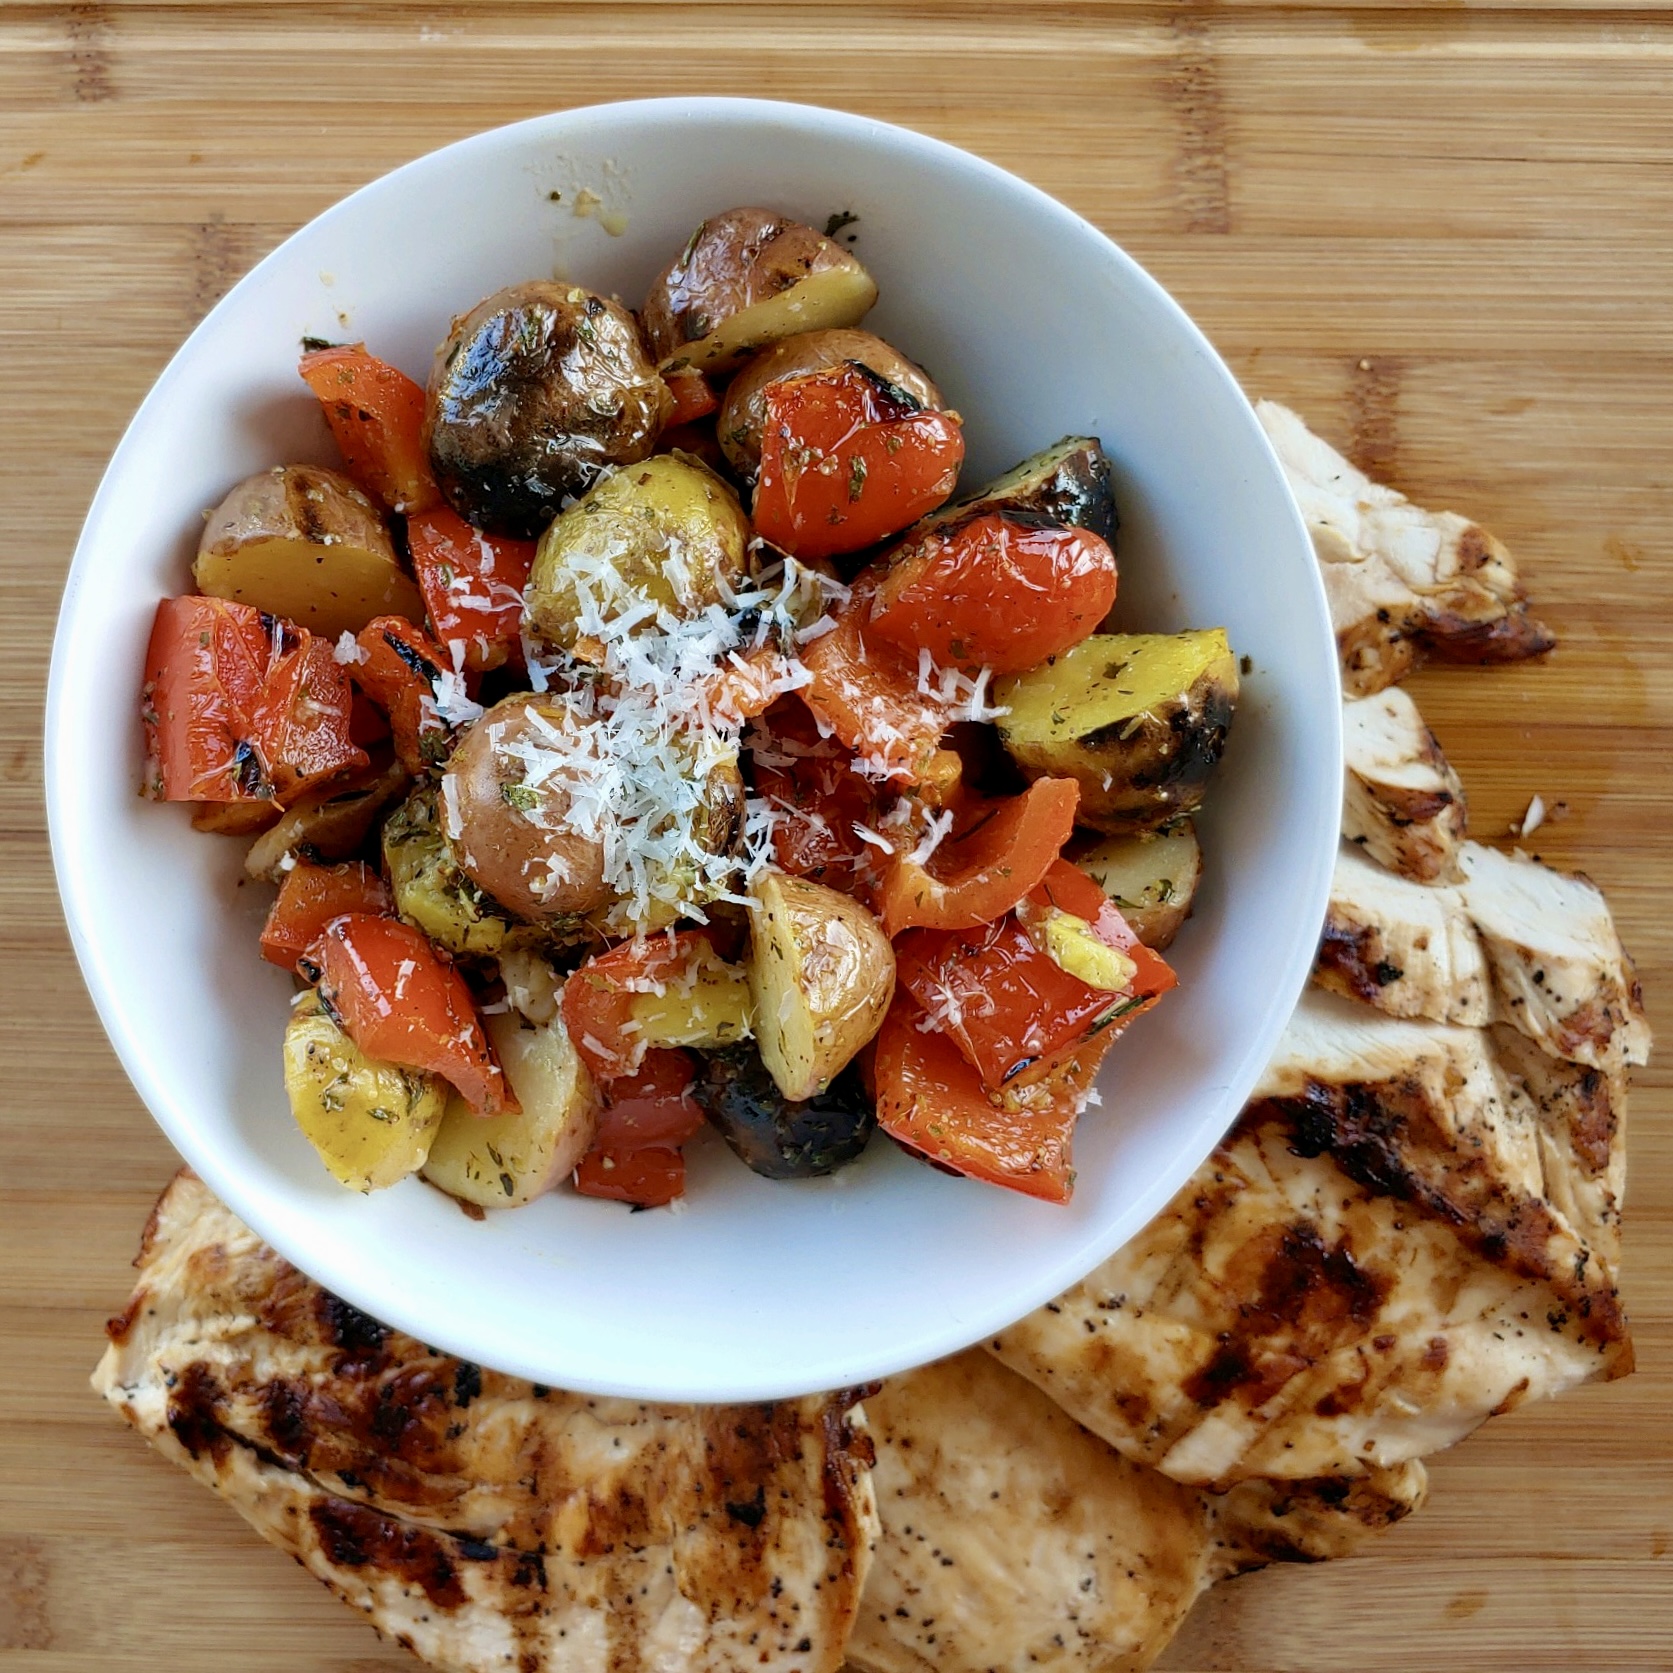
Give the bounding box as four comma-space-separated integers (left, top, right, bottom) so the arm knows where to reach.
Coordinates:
642, 208, 879, 377
425, 282, 671, 539
718, 328, 946, 477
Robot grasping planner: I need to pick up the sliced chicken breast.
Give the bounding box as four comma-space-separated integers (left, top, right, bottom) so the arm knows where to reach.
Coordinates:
1257, 400, 1553, 696
1457, 841, 1652, 1074
990, 990, 1631, 1488
93, 1172, 878, 1673
847, 1351, 1214, 1673
1491, 1021, 1628, 1269
1316, 844, 1490, 1026
1341, 686, 1467, 882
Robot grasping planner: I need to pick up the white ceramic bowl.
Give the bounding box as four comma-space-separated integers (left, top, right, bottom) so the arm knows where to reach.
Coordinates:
48, 98, 1339, 1402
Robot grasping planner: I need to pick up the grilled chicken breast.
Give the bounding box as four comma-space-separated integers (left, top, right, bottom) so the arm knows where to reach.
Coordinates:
1341, 686, 1467, 883
846, 1353, 1424, 1673
1457, 841, 1652, 1074
1317, 844, 1490, 1026
847, 1351, 1214, 1673
1257, 399, 1553, 696
92, 1172, 878, 1673
990, 987, 1633, 1488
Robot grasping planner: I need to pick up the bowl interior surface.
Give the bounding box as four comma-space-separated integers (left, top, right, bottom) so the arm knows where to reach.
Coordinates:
48, 98, 1339, 1401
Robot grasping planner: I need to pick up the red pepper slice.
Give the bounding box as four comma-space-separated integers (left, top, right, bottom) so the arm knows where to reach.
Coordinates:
661, 367, 720, 426
874, 778, 1080, 938
310, 914, 515, 1116
748, 698, 880, 891
260, 860, 392, 971
250, 628, 370, 803
562, 933, 719, 1082
407, 507, 536, 675
871, 995, 1112, 1205
798, 572, 950, 786
299, 344, 441, 514
572, 1048, 704, 1208
895, 860, 1175, 1091
352, 615, 461, 774
141, 597, 364, 805
868, 512, 1118, 674
752, 364, 964, 561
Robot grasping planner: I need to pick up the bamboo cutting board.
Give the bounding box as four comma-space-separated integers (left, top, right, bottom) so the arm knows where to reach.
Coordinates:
2, 5, 1670, 1670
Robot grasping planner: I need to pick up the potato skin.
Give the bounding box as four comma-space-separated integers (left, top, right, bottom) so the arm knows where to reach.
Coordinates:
1074, 821, 1203, 950
194, 464, 422, 637
425, 281, 672, 538
643, 208, 878, 374
421, 1004, 601, 1210
525, 453, 751, 650
282, 991, 447, 1191
746, 870, 895, 1101
997, 631, 1239, 835
382, 784, 512, 956
440, 696, 612, 923
718, 328, 945, 476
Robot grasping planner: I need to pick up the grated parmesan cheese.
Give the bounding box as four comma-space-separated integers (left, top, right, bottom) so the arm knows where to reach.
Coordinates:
487, 554, 844, 934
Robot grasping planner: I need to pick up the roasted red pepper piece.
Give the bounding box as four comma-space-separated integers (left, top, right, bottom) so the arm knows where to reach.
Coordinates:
871, 995, 1113, 1205
572, 1048, 705, 1207
661, 367, 720, 426
407, 507, 536, 675
868, 512, 1118, 674
798, 572, 951, 785
260, 860, 392, 971
894, 859, 1175, 1091
141, 597, 364, 805
299, 343, 441, 514
310, 914, 515, 1116
251, 628, 370, 803
874, 778, 1080, 938
752, 364, 964, 560
352, 615, 461, 774
748, 698, 880, 890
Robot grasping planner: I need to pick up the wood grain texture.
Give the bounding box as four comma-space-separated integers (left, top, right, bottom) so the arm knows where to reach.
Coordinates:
1, 5, 1669, 1670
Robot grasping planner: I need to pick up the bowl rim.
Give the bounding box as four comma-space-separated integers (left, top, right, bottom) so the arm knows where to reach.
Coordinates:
46, 95, 1341, 1400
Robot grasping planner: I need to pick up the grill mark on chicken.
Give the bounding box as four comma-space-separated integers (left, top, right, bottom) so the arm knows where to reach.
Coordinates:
1341, 688, 1467, 883
1275, 1084, 1623, 1347
1183, 1223, 1391, 1409
309, 1498, 470, 1612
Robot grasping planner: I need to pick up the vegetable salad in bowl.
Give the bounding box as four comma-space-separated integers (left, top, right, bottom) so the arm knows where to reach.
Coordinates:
138, 205, 1238, 1215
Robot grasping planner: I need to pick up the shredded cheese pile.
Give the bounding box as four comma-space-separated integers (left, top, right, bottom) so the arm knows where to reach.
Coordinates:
492, 541, 845, 933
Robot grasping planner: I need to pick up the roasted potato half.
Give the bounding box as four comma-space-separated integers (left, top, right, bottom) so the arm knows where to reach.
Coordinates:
441, 695, 745, 934
746, 870, 895, 1101
1075, 821, 1203, 950
283, 990, 447, 1191
421, 1001, 601, 1210
441, 695, 613, 924
997, 631, 1238, 834
194, 465, 422, 638
717, 328, 945, 477
524, 453, 751, 650
425, 281, 672, 538
382, 784, 513, 956
630, 939, 754, 1051
643, 207, 879, 376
